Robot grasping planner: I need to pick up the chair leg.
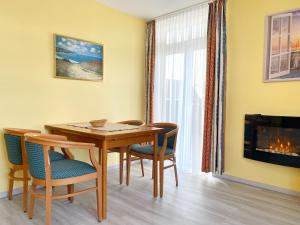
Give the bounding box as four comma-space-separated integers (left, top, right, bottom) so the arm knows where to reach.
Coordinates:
23, 168, 29, 212
45, 185, 52, 225
152, 167, 154, 179
159, 159, 164, 198
126, 151, 131, 186
140, 159, 144, 177
173, 157, 179, 187
8, 168, 15, 200
67, 184, 74, 203
96, 178, 102, 222
28, 184, 36, 219
119, 151, 124, 185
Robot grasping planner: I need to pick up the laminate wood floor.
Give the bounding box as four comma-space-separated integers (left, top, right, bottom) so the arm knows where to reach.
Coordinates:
0, 163, 300, 225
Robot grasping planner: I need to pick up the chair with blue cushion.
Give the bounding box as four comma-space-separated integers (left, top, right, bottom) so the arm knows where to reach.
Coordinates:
126, 122, 179, 197
24, 133, 102, 225
3, 128, 68, 213
109, 120, 145, 184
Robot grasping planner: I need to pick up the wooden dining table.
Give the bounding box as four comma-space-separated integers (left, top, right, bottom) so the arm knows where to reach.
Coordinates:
45, 122, 162, 220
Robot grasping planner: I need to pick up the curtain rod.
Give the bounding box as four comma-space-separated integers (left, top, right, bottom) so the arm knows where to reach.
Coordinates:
153, 0, 213, 21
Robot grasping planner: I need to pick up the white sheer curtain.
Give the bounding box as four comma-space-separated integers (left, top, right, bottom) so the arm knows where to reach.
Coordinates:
154, 5, 208, 174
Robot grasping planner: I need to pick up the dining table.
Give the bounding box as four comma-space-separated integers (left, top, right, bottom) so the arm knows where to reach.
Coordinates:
45, 122, 162, 220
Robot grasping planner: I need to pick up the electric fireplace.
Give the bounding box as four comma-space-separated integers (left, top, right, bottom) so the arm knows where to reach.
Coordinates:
244, 114, 300, 168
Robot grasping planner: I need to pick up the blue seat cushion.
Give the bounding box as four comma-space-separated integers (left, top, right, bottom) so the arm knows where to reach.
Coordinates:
49, 150, 65, 161
131, 144, 174, 156
50, 159, 96, 180
26, 142, 92, 180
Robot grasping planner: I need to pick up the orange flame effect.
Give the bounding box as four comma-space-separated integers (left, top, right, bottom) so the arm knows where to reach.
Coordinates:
269, 138, 293, 153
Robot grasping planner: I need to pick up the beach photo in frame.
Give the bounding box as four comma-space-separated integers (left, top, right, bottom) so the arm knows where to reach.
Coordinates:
264, 9, 300, 82
54, 34, 103, 81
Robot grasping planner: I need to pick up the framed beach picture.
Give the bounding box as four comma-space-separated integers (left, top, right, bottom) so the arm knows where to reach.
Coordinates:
264, 9, 300, 82
54, 34, 103, 81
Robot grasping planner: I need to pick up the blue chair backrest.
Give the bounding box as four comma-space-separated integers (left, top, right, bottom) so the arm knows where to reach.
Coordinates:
155, 125, 177, 149
25, 141, 46, 179
4, 134, 23, 165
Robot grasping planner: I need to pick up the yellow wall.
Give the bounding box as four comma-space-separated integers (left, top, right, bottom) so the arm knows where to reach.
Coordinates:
226, 0, 300, 192
0, 0, 145, 192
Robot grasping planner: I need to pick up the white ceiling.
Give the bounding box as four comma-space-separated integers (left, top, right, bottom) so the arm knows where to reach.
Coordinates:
96, 0, 208, 20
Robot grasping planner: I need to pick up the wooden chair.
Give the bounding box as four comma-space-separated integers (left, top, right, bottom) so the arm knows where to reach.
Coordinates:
109, 120, 145, 184
3, 129, 71, 213
3, 128, 41, 212
24, 133, 102, 225
126, 123, 179, 197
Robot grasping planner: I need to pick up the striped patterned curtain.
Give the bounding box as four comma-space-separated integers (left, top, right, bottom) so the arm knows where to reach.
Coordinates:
202, 0, 227, 174
145, 21, 156, 124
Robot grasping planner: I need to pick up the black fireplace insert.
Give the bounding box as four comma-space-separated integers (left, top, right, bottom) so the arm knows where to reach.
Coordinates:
244, 114, 300, 168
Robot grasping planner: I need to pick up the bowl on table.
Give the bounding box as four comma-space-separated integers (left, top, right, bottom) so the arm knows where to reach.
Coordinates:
89, 119, 107, 127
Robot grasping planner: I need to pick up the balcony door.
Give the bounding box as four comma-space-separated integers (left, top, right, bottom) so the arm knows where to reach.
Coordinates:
154, 5, 208, 173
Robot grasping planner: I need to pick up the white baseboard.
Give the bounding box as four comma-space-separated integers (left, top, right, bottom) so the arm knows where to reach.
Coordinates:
0, 186, 24, 199
214, 174, 300, 197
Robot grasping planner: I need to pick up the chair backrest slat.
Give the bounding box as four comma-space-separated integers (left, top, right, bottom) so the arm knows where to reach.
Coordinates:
118, 120, 145, 126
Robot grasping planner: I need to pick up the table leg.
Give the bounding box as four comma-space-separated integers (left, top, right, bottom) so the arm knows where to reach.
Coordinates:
153, 134, 158, 198
100, 141, 107, 219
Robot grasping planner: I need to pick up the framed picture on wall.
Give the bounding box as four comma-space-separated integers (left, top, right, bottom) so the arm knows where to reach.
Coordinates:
54, 34, 103, 81
264, 9, 300, 82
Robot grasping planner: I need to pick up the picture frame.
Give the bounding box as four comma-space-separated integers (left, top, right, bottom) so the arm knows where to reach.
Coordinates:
54, 34, 103, 81
264, 9, 300, 82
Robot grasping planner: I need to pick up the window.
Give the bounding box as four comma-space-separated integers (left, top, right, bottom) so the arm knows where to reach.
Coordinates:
269, 14, 292, 79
